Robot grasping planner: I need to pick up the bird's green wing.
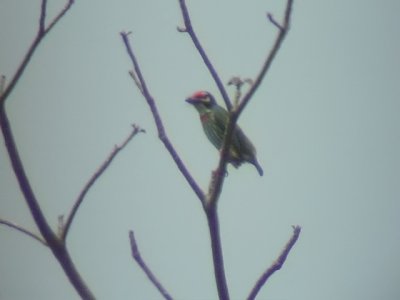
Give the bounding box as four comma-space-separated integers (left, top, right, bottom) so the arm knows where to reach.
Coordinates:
203, 105, 229, 150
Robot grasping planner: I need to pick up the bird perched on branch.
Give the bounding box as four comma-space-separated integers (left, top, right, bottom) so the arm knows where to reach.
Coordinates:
186, 90, 263, 176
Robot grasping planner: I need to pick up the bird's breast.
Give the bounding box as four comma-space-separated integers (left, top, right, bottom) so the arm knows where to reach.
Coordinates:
200, 113, 210, 123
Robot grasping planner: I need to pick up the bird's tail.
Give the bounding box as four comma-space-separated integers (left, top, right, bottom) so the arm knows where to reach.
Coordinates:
253, 160, 264, 176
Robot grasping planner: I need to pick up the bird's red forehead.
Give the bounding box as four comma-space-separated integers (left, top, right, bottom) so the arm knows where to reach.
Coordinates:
191, 90, 208, 99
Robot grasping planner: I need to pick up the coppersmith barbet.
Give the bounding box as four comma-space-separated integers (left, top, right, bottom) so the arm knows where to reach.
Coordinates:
186, 91, 263, 176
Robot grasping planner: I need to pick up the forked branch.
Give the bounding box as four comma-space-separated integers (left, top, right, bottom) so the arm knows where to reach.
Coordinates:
120, 32, 206, 205
0, 0, 74, 106
122, 1, 298, 300
237, 0, 294, 115
0, 219, 47, 246
177, 0, 232, 110
61, 125, 144, 241
0, 1, 95, 299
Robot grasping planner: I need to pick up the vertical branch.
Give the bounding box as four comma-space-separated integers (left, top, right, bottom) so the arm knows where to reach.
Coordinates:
0, 1, 95, 299
121, 1, 296, 300
0, 87, 95, 300
39, 0, 47, 33
177, 0, 232, 110
0, 105, 58, 252
206, 208, 230, 300
201, 2, 295, 299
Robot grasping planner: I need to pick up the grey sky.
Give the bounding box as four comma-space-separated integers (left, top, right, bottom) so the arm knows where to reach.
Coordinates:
1, 0, 399, 299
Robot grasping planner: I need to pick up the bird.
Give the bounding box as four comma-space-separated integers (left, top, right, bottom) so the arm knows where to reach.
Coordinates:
185, 90, 263, 176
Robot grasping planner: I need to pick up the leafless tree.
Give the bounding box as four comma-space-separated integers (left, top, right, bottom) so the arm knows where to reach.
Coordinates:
0, 1, 300, 299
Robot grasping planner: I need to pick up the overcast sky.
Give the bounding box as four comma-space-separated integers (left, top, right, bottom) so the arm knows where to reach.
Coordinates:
1, 0, 399, 299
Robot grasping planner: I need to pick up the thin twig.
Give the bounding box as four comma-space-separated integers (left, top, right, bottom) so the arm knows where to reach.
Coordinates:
237, 0, 294, 116
129, 70, 143, 94
129, 231, 173, 300
61, 124, 144, 241
247, 226, 301, 300
267, 13, 284, 31
120, 32, 206, 205
177, 0, 232, 110
0, 0, 74, 106
44, 0, 74, 35
0, 218, 47, 246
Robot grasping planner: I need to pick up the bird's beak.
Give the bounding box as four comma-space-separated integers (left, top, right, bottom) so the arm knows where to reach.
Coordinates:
185, 97, 196, 104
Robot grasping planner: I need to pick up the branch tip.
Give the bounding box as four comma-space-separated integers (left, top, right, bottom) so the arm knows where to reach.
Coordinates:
120, 31, 132, 37
266, 12, 284, 31
177, 26, 187, 32
128, 230, 173, 300
131, 123, 146, 133
247, 224, 301, 300
178, 0, 231, 110
62, 125, 143, 241
129, 230, 139, 257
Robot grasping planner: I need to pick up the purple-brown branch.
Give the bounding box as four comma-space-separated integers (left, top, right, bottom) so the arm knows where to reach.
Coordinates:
206, 208, 230, 300
177, 0, 232, 110
61, 124, 144, 241
247, 226, 301, 300
0, 219, 47, 246
129, 231, 173, 300
237, 0, 293, 115
0, 0, 74, 106
186, 1, 295, 299
122, 1, 296, 300
121, 29, 230, 300
120, 32, 205, 205
0, 1, 95, 299
208, 0, 294, 206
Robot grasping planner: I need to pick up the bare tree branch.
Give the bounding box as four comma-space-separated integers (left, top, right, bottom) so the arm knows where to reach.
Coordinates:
0, 219, 47, 246
0, 2, 95, 299
61, 124, 145, 241
120, 32, 206, 205
201, 2, 295, 299
129, 231, 173, 300
202, 115, 237, 300
177, 0, 232, 110
237, 0, 294, 116
207, 0, 295, 211
205, 208, 230, 300
0, 0, 74, 106
39, 0, 47, 33
122, 1, 296, 300
247, 225, 301, 300
45, 0, 74, 35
